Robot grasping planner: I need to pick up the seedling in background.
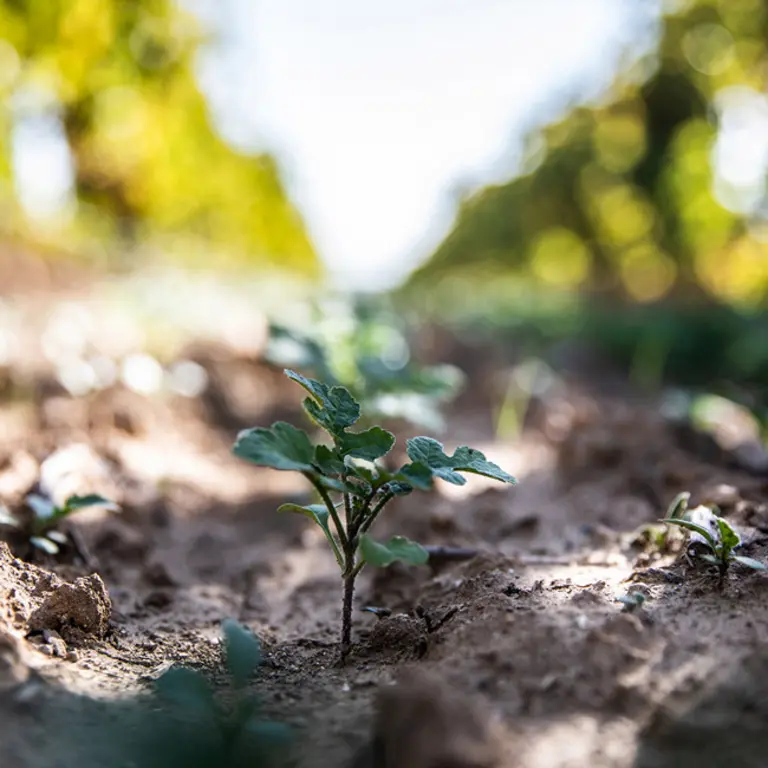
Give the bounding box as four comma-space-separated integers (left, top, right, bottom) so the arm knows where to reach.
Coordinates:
661, 492, 766, 588
265, 302, 464, 432
150, 619, 291, 767
233, 369, 516, 657
0, 493, 118, 554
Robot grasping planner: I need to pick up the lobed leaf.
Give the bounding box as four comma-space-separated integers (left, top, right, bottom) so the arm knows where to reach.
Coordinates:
405, 437, 517, 486
222, 618, 262, 689
338, 426, 395, 461
233, 422, 315, 472
313, 445, 346, 475
285, 369, 360, 433
359, 534, 429, 567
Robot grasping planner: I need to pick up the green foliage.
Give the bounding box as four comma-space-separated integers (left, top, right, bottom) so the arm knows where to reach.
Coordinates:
233, 368, 516, 654
662, 497, 766, 586
0, 492, 118, 555
359, 534, 429, 567
144, 619, 291, 767
405, 1, 768, 310
265, 299, 465, 432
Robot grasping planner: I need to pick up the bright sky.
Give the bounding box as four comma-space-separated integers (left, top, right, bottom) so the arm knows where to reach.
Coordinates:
12, 0, 662, 289
199, 0, 659, 289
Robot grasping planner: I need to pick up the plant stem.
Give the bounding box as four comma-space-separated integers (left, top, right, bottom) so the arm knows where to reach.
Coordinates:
304, 473, 348, 549
340, 571, 356, 658
358, 491, 394, 537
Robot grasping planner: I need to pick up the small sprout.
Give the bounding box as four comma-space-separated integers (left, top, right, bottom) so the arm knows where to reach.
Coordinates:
265, 305, 465, 432
360, 606, 392, 620
154, 619, 291, 766
661, 497, 766, 588
233, 369, 516, 657
2, 493, 119, 555
617, 592, 647, 613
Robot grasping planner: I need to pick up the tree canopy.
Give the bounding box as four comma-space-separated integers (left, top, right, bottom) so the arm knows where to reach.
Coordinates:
0, 0, 320, 276
406, 0, 768, 310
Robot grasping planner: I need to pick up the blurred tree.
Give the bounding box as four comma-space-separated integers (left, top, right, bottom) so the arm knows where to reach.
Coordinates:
405, 0, 768, 310
0, 0, 319, 276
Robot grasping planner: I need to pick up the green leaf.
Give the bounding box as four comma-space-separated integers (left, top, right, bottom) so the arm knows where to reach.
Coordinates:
700, 553, 721, 565
665, 491, 690, 520
155, 667, 217, 717
266, 324, 335, 382
394, 462, 434, 490
30, 536, 59, 554
222, 619, 262, 689
46, 530, 69, 545
732, 555, 767, 570
405, 437, 517, 486
715, 517, 741, 552
338, 426, 395, 461
279, 502, 343, 567
660, 518, 717, 550
0, 504, 19, 528
285, 369, 360, 433
359, 534, 429, 567
64, 494, 120, 513
345, 459, 379, 486
233, 422, 315, 472
26, 494, 56, 521
313, 445, 346, 475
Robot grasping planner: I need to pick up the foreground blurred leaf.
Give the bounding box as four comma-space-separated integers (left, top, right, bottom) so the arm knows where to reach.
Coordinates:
359, 534, 429, 567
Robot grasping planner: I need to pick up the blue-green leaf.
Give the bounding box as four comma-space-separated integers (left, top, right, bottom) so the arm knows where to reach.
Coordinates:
313, 445, 346, 475
338, 426, 395, 461
26, 494, 56, 521
285, 369, 360, 433
0, 504, 19, 528
30, 536, 59, 554
155, 667, 216, 717
222, 619, 262, 688
732, 555, 767, 570
405, 437, 517, 486
233, 422, 315, 472
359, 534, 429, 567
279, 502, 343, 567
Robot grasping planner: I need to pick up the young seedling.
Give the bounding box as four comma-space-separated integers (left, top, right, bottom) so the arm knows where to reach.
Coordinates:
0, 493, 118, 555
233, 369, 516, 657
150, 619, 291, 767
266, 304, 465, 432
661, 494, 766, 588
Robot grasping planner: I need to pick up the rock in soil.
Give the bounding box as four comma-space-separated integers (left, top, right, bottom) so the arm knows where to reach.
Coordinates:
0, 542, 111, 639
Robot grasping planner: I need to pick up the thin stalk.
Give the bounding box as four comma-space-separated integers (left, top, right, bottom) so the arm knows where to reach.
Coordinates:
303, 473, 348, 549
358, 491, 395, 537
341, 473, 353, 527
340, 571, 356, 657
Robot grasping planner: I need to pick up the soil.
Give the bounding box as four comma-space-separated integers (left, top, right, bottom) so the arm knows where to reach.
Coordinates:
2, 330, 768, 767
